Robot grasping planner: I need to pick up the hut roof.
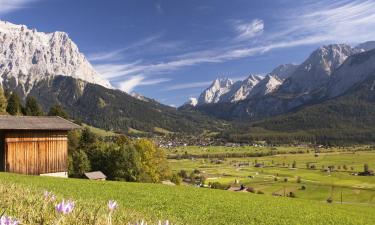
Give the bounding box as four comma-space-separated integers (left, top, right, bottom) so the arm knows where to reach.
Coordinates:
0, 116, 80, 130
84, 171, 107, 180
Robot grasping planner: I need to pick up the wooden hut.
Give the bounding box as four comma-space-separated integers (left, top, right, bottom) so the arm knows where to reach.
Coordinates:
0, 116, 80, 177
84, 171, 107, 180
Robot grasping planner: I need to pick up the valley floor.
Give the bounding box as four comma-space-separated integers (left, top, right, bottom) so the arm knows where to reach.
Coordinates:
168, 146, 375, 205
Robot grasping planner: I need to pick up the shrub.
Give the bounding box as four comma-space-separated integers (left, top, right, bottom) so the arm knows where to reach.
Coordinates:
327, 197, 333, 204
171, 174, 182, 185
284, 178, 288, 182
289, 192, 296, 198
257, 190, 264, 194
296, 177, 301, 183
178, 170, 188, 178
210, 182, 228, 190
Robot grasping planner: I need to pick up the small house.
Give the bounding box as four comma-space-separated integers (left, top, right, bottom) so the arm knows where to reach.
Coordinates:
0, 116, 80, 177
84, 171, 107, 180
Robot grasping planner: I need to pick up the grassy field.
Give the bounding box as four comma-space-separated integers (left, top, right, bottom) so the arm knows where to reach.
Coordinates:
168, 146, 375, 205
1, 172, 375, 225
167, 145, 373, 158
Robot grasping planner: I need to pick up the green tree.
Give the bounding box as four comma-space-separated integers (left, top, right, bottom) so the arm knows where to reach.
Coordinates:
23, 96, 43, 116
48, 104, 69, 119
133, 139, 171, 183
364, 163, 370, 173
6, 92, 22, 115
0, 87, 7, 114
79, 127, 98, 147
69, 149, 91, 178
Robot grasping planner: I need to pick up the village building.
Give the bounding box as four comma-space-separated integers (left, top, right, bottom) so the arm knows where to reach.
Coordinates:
0, 116, 80, 177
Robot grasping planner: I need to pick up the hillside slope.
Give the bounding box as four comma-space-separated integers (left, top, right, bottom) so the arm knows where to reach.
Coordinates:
1, 172, 374, 225
228, 75, 375, 144
29, 76, 223, 134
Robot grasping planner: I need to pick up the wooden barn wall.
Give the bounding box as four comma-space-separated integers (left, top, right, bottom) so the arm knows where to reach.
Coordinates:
5, 131, 68, 175
0, 132, 4, 171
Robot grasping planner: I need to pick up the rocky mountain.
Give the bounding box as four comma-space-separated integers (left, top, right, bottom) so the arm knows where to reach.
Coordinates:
196, 75, 266, 105
328, 48, 375, 98
277, 44, 360, 95
197, 78, 233, 104
0, 20, 111, 98
247, 75, 283, 98
225, 75, 263, 102
269, 64, 298, 79
188, 43, 375, 122
0, 21, 222, 134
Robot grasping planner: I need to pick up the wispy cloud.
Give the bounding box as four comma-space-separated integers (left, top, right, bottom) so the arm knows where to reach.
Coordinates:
155, 1, 163, 14
165, 81, 212, 91
274, 0, 375, 45
87, 35, 162, 62
118, 75, 170, 93
95, 0, 375, 93
234, 19, 264, 41
0, 0, 40, 15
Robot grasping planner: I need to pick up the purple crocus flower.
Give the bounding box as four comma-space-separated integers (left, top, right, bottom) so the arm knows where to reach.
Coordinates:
108, 200, 118, 211
0, 216, 19, 225
135, 220, 147, 225
44, 191, 56, 202
55, 200, 75, 215
158, 221, 170, 225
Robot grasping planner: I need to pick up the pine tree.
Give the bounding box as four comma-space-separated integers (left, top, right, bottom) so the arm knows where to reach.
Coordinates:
6, 92, 22, 115
48, 104, 69, 119
23, 96, 44, 116
0, 87, 7, 114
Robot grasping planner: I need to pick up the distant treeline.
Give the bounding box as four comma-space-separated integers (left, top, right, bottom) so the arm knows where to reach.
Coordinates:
168, 149, 308, 159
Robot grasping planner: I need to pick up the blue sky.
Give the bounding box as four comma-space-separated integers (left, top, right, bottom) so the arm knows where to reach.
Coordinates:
1, 0, 375, 106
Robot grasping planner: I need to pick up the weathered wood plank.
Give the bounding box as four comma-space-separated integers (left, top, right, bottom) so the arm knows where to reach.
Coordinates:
4, 131, 68, 175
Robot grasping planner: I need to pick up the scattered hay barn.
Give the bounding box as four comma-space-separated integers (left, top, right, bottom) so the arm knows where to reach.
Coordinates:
0, 116, 80, 177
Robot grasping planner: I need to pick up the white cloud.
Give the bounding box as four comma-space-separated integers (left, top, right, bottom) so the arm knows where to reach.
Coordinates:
155, 2, 163, 14
165, 81, 212, 91
276, 0, 375, 45
235, 19, 264, 40
0, 0, 39, 15
87, 35, 162, 62
118, 75, 170, 93
119, 75, 144, 93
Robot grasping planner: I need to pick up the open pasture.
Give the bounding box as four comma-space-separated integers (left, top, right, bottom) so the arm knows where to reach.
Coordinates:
168, 147, 375, 204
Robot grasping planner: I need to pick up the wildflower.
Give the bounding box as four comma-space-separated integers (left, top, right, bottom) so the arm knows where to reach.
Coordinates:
108, 200, 118, 212
55, 200, 75, 215
0, 216, 19, 225
44, 190, 56, 202
135, 220, 147, 225
158, 221, 170, 225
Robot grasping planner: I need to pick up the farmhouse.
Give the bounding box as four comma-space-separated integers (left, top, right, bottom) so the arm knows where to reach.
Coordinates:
0, 116, 80, 177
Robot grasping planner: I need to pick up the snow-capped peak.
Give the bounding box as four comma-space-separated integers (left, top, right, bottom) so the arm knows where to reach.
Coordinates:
197, 77, 234, 104
228, 75, 263, 102
277, 44, 360, 94
0, 20, 111, 98
269, 64, 298, 79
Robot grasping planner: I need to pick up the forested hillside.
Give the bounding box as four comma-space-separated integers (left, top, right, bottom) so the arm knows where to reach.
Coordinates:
28, 76, 224, 135
221, 75, 375, 145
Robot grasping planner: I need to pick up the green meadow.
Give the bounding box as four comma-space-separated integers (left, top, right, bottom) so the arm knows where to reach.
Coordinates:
1, 172, 375, 225
168, 146, 375, 205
